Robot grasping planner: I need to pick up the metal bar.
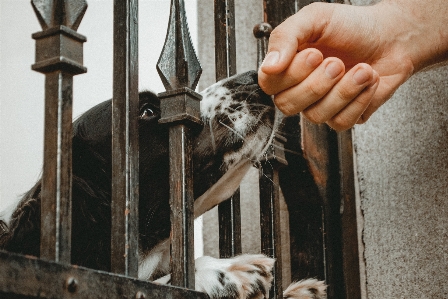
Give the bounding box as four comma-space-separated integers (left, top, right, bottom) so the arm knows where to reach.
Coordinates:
253, 22, 272, 69
258, 135, 287, 299
218, 191, 242, 258
253, 18, 285, 299
300, 120, 344, 298
111, 0, 139, 277
168, 122, 196, 288
214, 0, 242, 258
40, 72, 73, 263
214, 0, 237, 80
157, 0, 202, 288
0, 250, 208, 299
338, 130, 362, 299
31, 0, 87, 264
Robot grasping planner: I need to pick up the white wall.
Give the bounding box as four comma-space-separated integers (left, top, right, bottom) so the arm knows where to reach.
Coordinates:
0, 0, 197, 219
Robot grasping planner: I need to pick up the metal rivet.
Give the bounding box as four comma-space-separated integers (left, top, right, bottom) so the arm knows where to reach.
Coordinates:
66, 277, 78, 293
136, 291, 146, 299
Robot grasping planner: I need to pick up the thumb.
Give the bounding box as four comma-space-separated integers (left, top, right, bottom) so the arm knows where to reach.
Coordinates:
260, 3, 333, 75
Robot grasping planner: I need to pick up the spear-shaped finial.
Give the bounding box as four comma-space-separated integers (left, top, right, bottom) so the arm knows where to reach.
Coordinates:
157, 0, 202, 91
32, 0, 87, 30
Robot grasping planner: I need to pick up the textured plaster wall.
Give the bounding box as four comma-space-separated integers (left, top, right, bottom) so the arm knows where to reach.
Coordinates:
352, 1, 448, 298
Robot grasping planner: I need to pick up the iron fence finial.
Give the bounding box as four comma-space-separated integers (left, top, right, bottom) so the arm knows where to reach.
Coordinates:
32, 0, 88, 31
157, 0, 202, 91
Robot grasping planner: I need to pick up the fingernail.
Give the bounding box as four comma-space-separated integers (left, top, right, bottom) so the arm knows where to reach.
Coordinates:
262, 51, 280, 67
306, 52, 322, 68
325, 61, 343, 79
353, 68, 371, 85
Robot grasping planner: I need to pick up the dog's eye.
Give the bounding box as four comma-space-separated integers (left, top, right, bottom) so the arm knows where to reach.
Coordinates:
140, 107, 157, 120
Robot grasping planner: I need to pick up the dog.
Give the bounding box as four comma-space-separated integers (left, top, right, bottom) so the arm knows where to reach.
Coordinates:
0, 71, 326, 299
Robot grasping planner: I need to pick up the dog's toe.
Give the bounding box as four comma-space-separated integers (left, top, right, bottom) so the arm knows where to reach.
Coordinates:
282, 279, 327, 299
195, 254, 274, 299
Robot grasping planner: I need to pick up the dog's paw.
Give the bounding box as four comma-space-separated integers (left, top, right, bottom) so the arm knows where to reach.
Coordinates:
195, 254, 274, 299
282, 279, 327, 299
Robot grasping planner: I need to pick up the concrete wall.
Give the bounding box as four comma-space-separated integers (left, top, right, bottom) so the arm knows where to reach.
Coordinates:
351, 1, 448, 298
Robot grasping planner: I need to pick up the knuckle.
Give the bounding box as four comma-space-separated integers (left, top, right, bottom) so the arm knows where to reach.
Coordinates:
302, 108, 327, 124
306, 82, 325, 99
334, 86, 355, 103
274, 96, 296, 116
328, 115, 355, 131
258, 78, 274, 95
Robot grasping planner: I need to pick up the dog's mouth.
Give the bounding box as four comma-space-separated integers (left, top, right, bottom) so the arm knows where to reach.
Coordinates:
193, 71, 282, 216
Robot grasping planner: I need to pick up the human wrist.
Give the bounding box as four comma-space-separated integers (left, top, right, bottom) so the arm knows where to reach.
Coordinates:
376, 0, 448, 72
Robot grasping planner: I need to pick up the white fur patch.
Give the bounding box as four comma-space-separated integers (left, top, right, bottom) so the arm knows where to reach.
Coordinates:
195, 254, 274, 299
283, 279, 327, 299
138, 239, 170, 281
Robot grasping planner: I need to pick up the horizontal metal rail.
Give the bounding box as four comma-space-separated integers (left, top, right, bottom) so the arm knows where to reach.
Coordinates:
0, 250, 207, 299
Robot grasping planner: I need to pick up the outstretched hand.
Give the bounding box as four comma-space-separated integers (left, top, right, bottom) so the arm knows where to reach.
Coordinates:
258, 1, 448, 131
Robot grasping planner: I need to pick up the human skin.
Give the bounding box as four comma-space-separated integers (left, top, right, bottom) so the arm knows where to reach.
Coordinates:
258, 0, 448, 131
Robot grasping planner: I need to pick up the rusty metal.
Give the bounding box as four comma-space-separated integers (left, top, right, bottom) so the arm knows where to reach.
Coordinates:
111, 0, 140, 277
31, 0, 87, 264
214, 0, 242, 259
218, 191, 242, 258
253, 22, 272, 68
338, 130, 362, 299
253, 17, 286, 299
157, 0, 202, 289
259, 134, 287, 299
0, 250, 208, 299
300, 120, 344, 298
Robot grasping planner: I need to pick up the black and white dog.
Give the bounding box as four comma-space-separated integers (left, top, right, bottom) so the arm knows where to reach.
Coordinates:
0, 71, 326, 299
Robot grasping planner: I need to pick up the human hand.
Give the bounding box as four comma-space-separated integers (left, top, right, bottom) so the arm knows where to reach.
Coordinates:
258, 1, 448, 131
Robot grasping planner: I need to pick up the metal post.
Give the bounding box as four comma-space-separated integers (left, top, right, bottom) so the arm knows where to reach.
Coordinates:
253, 21, 287, 299
111, 0, 140, 277
157, 0, 202, 288
214, 0, 242, 259
31, 0, 87, 264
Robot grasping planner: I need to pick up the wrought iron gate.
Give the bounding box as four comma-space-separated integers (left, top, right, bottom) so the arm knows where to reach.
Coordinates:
0, 0, 361, 298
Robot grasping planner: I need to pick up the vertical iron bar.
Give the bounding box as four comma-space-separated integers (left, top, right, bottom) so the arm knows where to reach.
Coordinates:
258, 138, 287, 299
166, 121, 196, 288
214, 0, 242, 258
157, 0, 202, 288
111, 0, 139, 277
338, 130, 362, 299
40, 72, 74, 263
31, 0, 87, 264
254, 20, 285, 299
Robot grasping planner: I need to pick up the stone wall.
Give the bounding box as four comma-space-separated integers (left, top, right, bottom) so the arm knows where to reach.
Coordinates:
352, 0, 448, 297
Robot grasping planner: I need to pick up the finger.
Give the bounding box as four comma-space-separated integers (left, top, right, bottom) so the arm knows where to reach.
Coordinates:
302, 63, 376, 124
358, 72, 409, 123
259, 3, 331, 75
273, 58, 345, 115
327, 70, 380, 131
258, 48, 323, 95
